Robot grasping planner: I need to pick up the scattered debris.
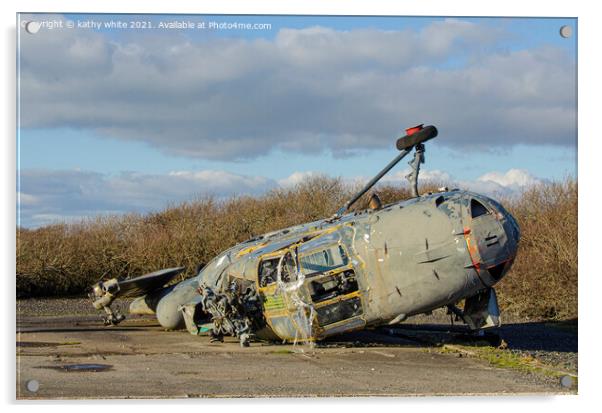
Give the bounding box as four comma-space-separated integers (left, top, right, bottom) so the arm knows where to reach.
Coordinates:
198, 280, 265, 347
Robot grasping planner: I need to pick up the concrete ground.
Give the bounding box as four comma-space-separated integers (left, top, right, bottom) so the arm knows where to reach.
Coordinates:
16, 298, 577, 399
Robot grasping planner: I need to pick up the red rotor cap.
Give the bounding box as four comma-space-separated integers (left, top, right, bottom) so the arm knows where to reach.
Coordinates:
405, 124, 424, 136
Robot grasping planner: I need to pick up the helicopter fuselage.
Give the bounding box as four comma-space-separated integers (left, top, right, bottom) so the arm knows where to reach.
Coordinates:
135, 189, 519, 342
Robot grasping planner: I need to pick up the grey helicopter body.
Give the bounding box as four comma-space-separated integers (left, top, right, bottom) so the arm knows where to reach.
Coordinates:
90, 125, 520, 345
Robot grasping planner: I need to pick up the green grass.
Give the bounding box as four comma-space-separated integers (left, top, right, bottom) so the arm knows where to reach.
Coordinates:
270, 349, 295, 354
440, 344, 578, 386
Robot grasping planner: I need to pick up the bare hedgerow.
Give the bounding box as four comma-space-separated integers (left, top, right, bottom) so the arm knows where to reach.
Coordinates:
16, 177, 577, 320
495, 179, 577, 320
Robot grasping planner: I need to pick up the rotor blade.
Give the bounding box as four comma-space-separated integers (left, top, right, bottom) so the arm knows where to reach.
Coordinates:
116, 267, 186, 297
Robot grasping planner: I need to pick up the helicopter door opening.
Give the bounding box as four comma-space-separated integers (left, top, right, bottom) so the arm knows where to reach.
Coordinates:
299, 244, 358, 302
298, 244, 363, 327
258, 251, 299, 288
258, 257, 279, 287
307, 270, 358, 303
257, 251, 309, 342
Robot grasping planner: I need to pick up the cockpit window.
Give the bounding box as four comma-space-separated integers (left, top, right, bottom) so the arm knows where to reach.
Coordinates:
471, 199, 490, 219
258, 257, 279, 287
258, 251, 299, 287
299, 245, 348, 276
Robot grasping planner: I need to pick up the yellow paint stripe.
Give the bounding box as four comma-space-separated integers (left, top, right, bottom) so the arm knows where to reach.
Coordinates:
313, 291, 361, 309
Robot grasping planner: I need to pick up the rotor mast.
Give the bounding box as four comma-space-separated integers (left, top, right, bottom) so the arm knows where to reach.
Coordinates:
334, 124, 438, 218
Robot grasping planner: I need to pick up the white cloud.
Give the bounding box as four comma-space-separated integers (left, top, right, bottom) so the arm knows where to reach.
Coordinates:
17, 169, 277, 227
383, 169, 452, 184
459, 169, 544, 197
379, 167, 543, 197
277, 171, 321, 187
19, 17, 576, 160
167, 170, 273, 192
17, 166, 546, 228
477, 168, 542, 188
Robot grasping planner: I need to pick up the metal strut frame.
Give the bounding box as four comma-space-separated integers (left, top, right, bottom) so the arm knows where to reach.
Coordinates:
406, 143, 425, 198
334, 147, 413, 217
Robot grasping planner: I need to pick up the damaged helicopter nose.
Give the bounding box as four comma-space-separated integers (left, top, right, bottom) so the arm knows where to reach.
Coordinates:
464, 195, 520, 287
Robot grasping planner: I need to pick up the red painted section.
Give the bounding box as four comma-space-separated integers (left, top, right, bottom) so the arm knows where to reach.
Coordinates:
405, 124, 424, 136
464, 232, 481, 272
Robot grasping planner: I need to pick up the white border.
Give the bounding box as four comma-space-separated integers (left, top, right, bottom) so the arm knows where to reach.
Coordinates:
3, 0, 599, 411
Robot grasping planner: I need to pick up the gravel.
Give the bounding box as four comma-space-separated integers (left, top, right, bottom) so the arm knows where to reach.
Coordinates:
17, 298, 577, 377
17, 297, 134, 317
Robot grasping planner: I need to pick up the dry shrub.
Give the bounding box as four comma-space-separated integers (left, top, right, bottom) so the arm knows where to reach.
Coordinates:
16, 176, 350, 297
495, 179, 577, 319
16, 176, 578, 320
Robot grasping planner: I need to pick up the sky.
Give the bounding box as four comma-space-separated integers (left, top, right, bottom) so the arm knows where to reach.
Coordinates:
16, 13, 577, 228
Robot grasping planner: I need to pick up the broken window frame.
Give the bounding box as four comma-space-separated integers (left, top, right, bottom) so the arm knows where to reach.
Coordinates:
298, 243, 350, 277
255, 234, 365, 340
470, 198, 491, 219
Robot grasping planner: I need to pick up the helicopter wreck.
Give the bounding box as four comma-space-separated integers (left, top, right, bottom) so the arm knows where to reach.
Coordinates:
90, 125, 520, 347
